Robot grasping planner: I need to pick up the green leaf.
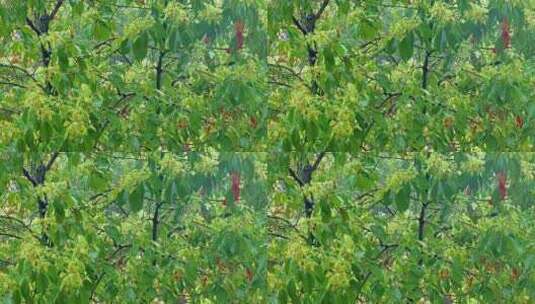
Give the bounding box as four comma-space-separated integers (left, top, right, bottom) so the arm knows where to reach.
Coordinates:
93, 20, 110, 40
399, 33, 414, 61
132, 32, 149, 61
129, 183, 145, 212
167, 27, 178, 51
57, 48, 69, 71
395, 185, 410, 212
20, 278, 30, 301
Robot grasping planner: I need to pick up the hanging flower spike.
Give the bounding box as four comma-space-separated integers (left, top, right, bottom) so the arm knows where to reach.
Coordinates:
501, 18, 511, 49
231, 171, 240, 202
235, 20, 245, 51
497, 171, 507, 201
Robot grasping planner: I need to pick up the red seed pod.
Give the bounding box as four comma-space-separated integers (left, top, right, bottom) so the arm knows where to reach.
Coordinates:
497, 171, 507, 200
202, 34, 210, 45
501, 18, 511, 48
250, 116, 257, 128
511, 267, 520, 281
246, 268, 254, 283
515, 115, 524, 128
464, 185, 471, 196
231, 171, 240, 202
183, 143, 191, 152
119, 106, 130, 118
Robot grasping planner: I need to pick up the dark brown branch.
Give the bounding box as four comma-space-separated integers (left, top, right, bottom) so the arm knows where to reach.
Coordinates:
418, 202, 429, 242
315, 0, 331, 20
0, 232, 21, 239
267, 214, 294, 226
312, 151, 326, 171
269, 232, 290, 240
89, 272, 106, 302
292, 16, 308, 35
0, 81, 26, 88
288, 168, 304, 186
155, 51, 166, 91
22, 168, 38, 186
25, 17, 41, 35
0, 63, 46, 91
0, 107, 19, 115
152, 201, 164, 242
422, 50, 431, 90
45, 152, 59, 171
268, 80, 292, 88
49, 0, 65, 20
0, 215, 40, 240
268, 63, 310, 87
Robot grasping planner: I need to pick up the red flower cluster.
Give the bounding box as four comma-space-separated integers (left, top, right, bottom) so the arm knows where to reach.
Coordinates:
497, 171, 507, 200
501, 18, 511, 48
235, 20, 245, 50
231, 171, 240, 202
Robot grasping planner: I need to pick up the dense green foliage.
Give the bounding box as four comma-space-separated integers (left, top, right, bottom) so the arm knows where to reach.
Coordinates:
1, 0, 535, 303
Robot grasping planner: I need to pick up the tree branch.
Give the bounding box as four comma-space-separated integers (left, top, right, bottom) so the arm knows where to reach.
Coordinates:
0, 81, 26, 88
155, 50, 166, 91
22, 168, 38, 186
422, 50, 431, 90
269, 232, 290, 240
0, 232, 21, 239
288, 168, 304, 186
0, 215, 40, 240
0, 63, 46, 91
45, 152, 59, 171
315, 0, 331, 20
25, 17, 41, 35
268, 63, 311, 89
268, 80, 293, 88
49, 0, 65, 20
152, 201, 164, 242
418, 201, 429, 242
292, 16, 308, 35
312, 151, 326, 171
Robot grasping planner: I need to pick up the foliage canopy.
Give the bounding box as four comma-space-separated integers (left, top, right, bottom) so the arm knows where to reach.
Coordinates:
1, 0, 535, 303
